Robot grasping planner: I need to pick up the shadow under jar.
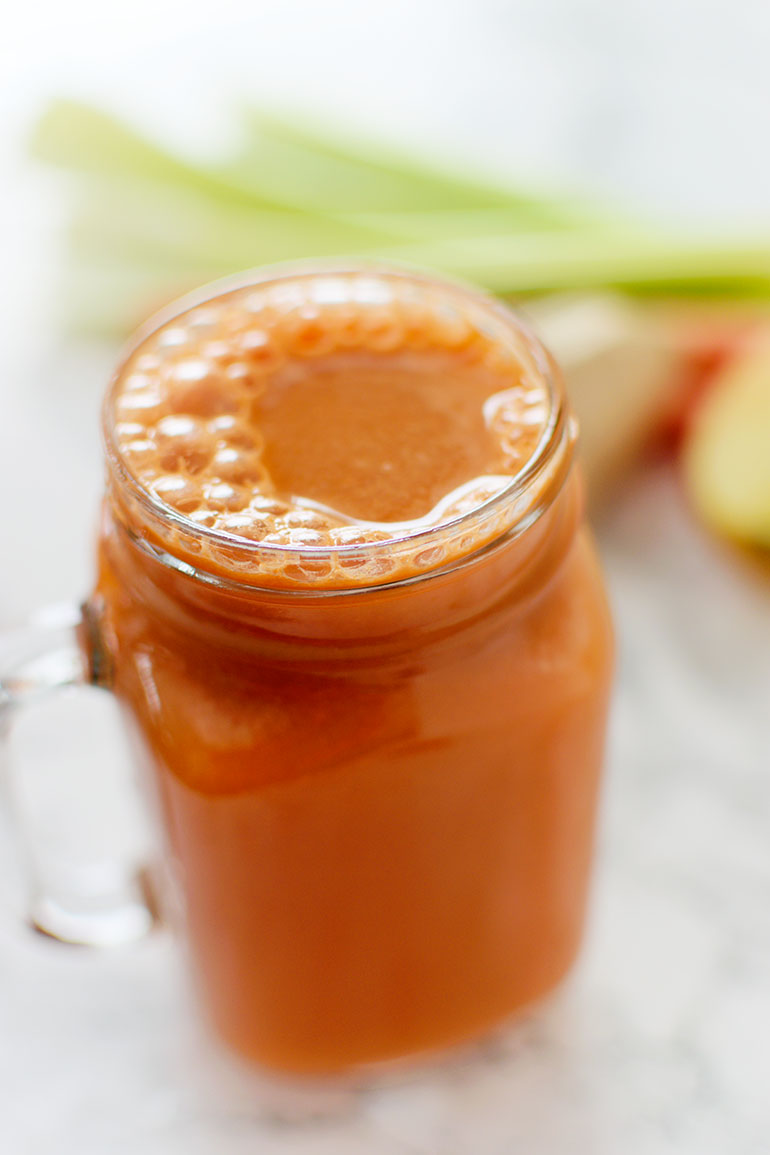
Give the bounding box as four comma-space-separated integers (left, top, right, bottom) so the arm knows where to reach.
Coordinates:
89, 263, 613, 1075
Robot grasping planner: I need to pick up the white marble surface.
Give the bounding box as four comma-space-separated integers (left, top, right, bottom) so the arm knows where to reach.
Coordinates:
2, 3, 770, 1152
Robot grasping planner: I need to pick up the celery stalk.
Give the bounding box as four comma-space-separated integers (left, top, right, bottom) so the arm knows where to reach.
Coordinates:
67, 178, 403, 271
30, 100, 282, 209
30, 98, 770, 337
59, 260, 208, 336
232, 109, 582, 223
390, 230, 770, 293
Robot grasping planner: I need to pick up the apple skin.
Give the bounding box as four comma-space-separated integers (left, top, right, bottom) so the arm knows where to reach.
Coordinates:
683, 333, 770, 548
653, 321, 748, 452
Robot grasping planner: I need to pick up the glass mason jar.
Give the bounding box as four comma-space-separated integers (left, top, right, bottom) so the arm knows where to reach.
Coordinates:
0, 264, 613, 1076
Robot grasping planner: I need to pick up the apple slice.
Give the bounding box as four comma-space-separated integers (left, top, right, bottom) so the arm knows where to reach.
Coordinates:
684, 334, 770, 547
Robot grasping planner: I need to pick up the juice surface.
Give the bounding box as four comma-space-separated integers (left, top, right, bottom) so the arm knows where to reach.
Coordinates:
108, 272, 550, 571
257, 355, 502, 522
96, 269, 613, 1073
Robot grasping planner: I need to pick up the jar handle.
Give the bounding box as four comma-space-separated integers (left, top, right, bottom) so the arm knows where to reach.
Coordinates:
0, 602, 156, 945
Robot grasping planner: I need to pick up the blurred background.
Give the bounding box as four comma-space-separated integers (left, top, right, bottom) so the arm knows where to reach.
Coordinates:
1, 3, 769, 1153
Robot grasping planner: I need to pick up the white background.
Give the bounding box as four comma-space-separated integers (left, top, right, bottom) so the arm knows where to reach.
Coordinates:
1, 4, 770, 1153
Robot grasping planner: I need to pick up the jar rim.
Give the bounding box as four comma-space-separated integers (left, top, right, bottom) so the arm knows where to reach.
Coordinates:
102, 260, 575, 593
